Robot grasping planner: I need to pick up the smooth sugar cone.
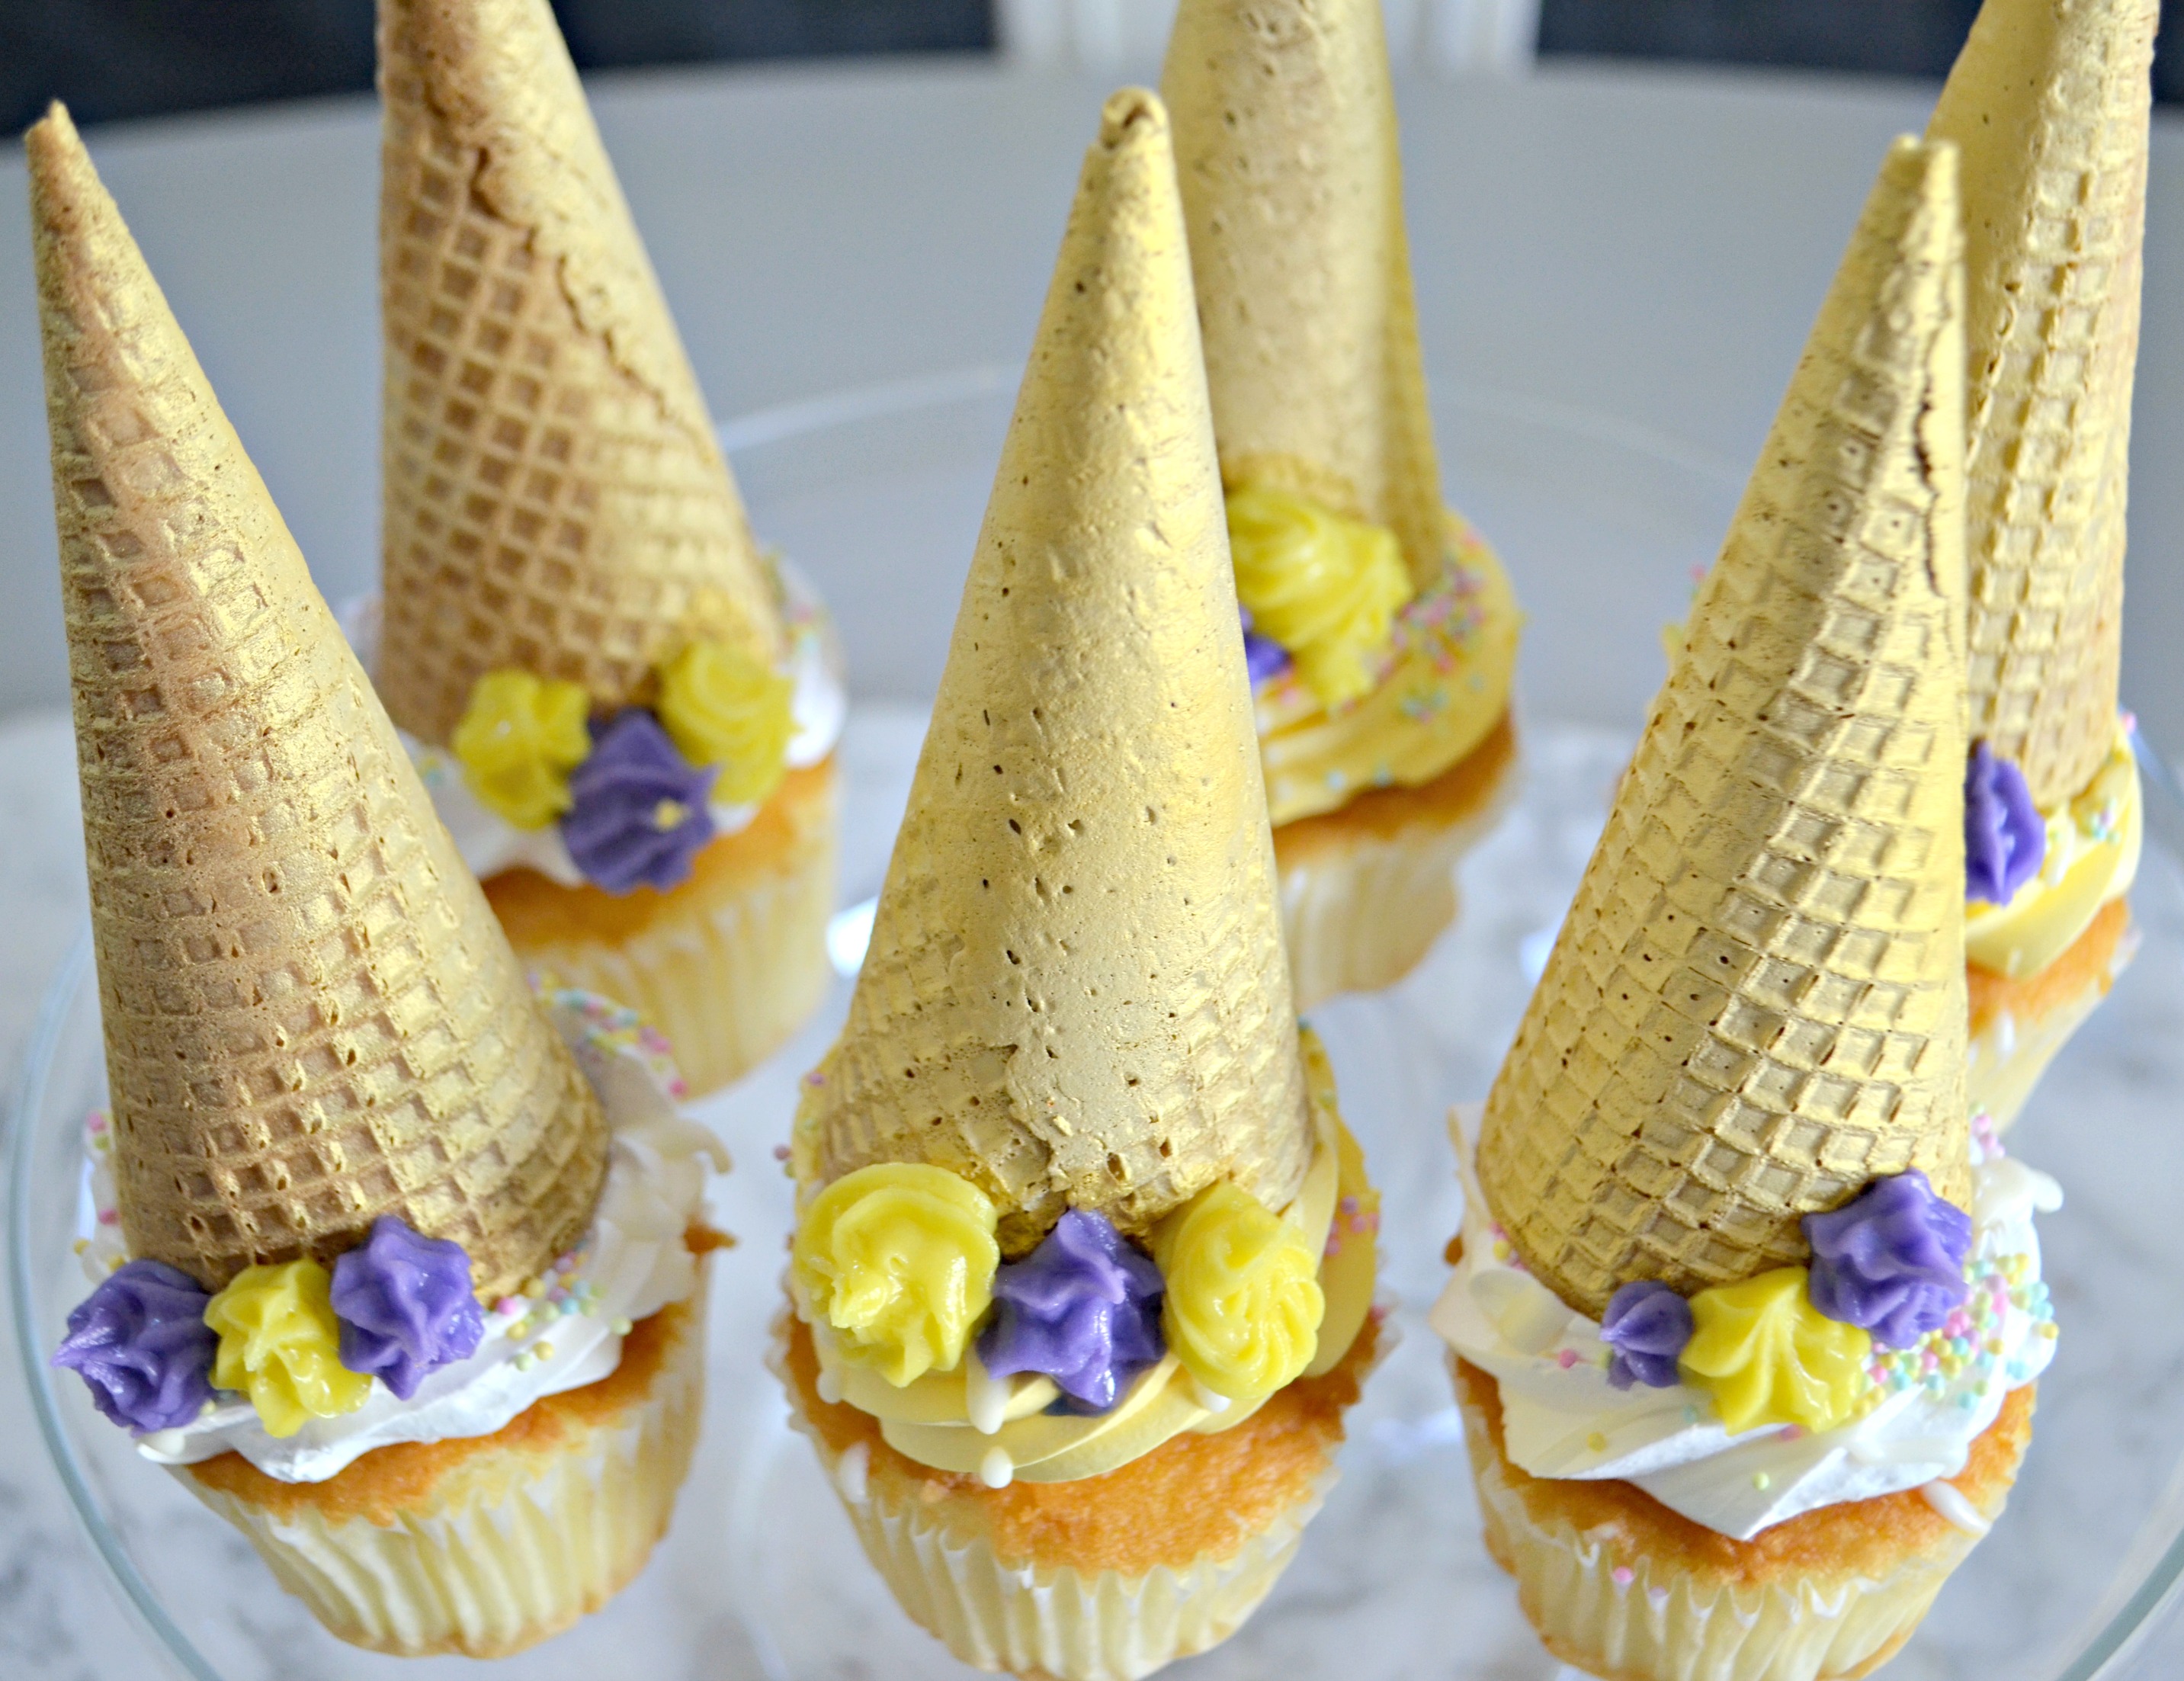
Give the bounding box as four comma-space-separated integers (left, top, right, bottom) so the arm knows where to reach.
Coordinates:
1162, 0, 1444, 585
797, 91, 1310, 1256
1927, 0, 2156, 810
1477, 139, 1973, 1317
377, 0, 781, 746
32, 106, 608, 1298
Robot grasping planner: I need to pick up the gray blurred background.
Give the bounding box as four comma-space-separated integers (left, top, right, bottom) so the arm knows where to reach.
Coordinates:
5, 0, 2182, 131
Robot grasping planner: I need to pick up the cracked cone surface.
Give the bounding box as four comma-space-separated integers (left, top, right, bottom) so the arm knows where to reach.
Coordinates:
33, 105, 608, 1297
1162, 0, 1444, 585
1477, 140, 1973, 1317
1928, 0, 2156, 810
377, 0, 781, 746
797, 91, 1310, 1256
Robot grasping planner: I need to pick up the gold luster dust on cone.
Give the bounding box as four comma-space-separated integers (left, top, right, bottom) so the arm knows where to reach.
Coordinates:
376, 0, 781, 746
1927, 0, 2156, 810
1477, 139, 1974, 1317
30, 106, 608, 1297
797, 91, 1311, 1255
1161, 0, 1445, 584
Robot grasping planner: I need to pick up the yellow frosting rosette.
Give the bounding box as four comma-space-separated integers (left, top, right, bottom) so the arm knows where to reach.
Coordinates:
796, 1038, 1375, 1488
656, 638, 794, 807
1153, 1179, 1326, 1404
792, 1164, 1001, 1387
450, 668, 592, 829
204, 1259, 374, 1437
1679, 1267, 1871, 1435
1228, 484, 1414, 708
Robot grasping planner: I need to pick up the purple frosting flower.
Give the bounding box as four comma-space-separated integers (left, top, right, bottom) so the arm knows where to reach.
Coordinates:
1599, 1280, 1693, 1390
1966, 741, 2045, 905
561, 709, 719, 894
53, 1259, 217, 1432
330, 1217, 484, 1400
1240, 606, 1291, 685
977, 1210, 1165, 1413
1803, 1170, 1971, 1350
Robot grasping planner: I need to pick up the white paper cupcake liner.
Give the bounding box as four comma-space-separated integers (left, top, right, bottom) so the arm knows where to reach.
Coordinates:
507, 768, 839, 1096
775, 1314, 1336, 1681
1457, 1359, 1998, 1681
179, 1283, 708, 1658
1274, 753, 1515, 1011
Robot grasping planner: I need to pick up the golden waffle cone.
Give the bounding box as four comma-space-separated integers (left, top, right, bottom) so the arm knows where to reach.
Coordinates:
31, 105, 608, 1298
1927, 0, 2156, 810
1161, 0, 1444, 585
1476, 138, 1973, 1317
376, 0, 781, 746
797, 91, 1310, 1255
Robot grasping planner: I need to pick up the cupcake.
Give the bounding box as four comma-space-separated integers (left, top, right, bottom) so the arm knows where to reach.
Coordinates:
32, 107, 723, 1659
1159, 0, 1522, 1010
370, 0, 845, 1095
1927, 0, 2156, 1130
773, 91, 1382, 1681
1432, 137, 2061, 1681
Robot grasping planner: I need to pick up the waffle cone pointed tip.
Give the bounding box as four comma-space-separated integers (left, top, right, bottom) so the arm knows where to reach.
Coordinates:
1929, 0, 2156, 809
377, 0, 781, 745
1162, 0, 1444, 582
35, 115, 608, 1296
797, 91, 1311, 1255
1476, 136, 1973, 1318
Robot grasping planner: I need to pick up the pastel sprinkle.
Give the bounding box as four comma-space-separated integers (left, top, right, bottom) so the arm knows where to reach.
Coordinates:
1612, 1566, 1634, 1588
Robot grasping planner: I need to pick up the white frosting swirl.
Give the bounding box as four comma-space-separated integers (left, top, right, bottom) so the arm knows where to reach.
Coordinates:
338, 557, 848, 889
1429, 1107, 2058, 1540
75, 991, 725, 1484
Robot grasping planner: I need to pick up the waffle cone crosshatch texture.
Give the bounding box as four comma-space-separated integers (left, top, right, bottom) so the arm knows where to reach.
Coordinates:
1929, 0, 2154, 812
33, 104, 608, 1300
797, 88, 1312, 1256
1159, 0, 1524, 1006
773, 91, 1387, 1681
1477, 136, 1972, 1318
19, 0, 2184, 1670
1163, 0, 1444, 585
377, 0, 782, 748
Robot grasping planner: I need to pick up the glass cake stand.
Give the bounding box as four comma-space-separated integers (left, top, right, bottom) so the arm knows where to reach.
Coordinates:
13, 375, 2184, 1681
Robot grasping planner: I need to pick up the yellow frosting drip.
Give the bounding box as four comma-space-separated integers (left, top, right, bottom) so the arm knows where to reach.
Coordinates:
807, 1034, 1374, 1484
450, 668, 592, 830
791, 1164, 1000, 1387
1967, 723, 2141, 980
204, 1260, 373, 1438
1153, 1182, 1324, 1404
1229, 484, 1413, 708
1679, 1267, 1872, 1436
655, 638, 794, 806
1256, 511, 1521, 826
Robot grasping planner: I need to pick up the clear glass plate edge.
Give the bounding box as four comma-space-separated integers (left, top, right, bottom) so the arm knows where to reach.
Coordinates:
8, 928, 218, 1681
7, 368, 2182, 1680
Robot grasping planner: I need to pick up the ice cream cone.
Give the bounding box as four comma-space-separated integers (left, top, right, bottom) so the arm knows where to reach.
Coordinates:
1162, 0, 1443, 585
376, 0, 781, 747
32, 104, 608, 1298
1477, 138, 1974, 1317
1927, 0, 2156, 810
795, 89, 1310, 1257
